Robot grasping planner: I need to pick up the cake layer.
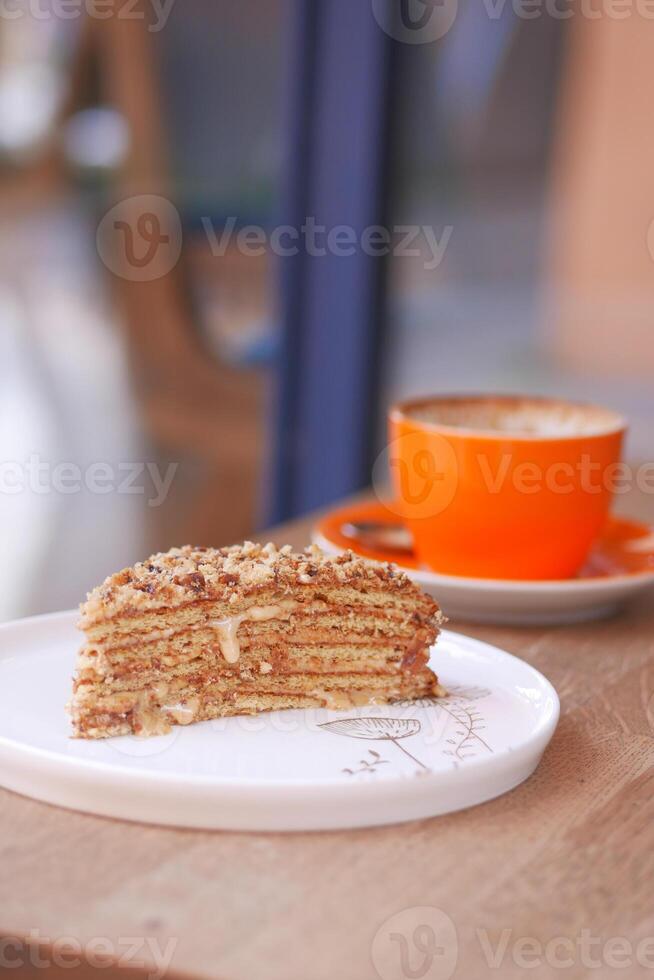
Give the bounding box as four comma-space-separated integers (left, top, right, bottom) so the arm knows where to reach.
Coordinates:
81, 589, 433, 645
71, 668, 443, 738
76, 643, 411, 683
74, 642, 421, 695
77, 609, 431, 679
82, 606, 427, 655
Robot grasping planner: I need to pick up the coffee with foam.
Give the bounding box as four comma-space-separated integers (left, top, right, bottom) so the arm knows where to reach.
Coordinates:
404, 397, 624, 439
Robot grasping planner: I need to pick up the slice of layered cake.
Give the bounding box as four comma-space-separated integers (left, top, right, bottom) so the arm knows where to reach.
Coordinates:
70, 542, 444, 738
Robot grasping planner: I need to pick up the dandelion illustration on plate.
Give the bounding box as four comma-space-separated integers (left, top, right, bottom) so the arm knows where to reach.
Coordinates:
319, 716, 428, 772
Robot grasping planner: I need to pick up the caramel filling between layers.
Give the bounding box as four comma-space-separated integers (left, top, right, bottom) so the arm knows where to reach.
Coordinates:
207, 601, 299, 663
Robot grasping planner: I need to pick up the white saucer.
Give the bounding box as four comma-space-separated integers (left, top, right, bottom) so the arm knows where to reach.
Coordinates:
313, 531, 654, 626
0, 611, 559, 831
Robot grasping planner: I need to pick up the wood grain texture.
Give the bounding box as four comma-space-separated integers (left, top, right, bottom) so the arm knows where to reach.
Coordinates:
2, 498, 654, 979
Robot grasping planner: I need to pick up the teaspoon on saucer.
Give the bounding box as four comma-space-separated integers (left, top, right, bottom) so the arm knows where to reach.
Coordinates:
341, 521, 414, 555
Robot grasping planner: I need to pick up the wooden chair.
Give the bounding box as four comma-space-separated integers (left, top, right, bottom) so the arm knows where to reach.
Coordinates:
77, 8, 269, 549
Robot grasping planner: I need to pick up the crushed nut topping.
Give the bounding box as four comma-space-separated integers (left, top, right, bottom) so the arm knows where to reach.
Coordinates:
78, 541, 424, 627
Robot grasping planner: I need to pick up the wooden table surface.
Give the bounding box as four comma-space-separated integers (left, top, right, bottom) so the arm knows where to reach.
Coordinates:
2, 496, 654, 980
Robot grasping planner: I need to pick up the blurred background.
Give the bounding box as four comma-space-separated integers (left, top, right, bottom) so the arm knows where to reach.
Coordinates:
2, 0, 653, 619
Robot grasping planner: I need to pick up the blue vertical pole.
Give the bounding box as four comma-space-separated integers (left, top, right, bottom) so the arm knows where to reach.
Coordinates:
268, 0, 394, 522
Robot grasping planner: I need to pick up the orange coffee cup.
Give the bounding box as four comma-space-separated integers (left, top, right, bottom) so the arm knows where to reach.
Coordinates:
388, 395, 626, 580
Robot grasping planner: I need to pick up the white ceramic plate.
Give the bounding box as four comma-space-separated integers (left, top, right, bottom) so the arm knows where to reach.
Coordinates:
0, 611, 559, 831
313, 530, 654, 626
